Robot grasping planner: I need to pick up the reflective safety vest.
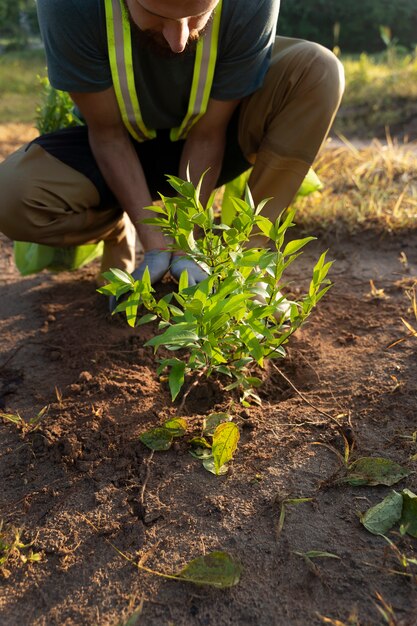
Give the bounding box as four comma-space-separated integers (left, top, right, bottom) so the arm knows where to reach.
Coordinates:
104, 0, 222, 142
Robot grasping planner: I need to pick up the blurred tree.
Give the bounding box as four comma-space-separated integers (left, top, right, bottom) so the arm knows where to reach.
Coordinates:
278, 0, 417, 53
0, 0, 39, 49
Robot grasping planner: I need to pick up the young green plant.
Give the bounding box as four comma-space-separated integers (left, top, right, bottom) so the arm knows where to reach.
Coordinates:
139, 412, 239, 476
99, 174, 332, 405
0, 521, 41, 579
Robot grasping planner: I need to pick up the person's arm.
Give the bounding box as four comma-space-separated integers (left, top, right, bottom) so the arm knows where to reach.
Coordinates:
179, 97, 241, 205
70, 87, 167, 252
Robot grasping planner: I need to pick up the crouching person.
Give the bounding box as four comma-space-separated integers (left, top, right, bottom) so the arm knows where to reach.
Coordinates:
0, 0, 344, 286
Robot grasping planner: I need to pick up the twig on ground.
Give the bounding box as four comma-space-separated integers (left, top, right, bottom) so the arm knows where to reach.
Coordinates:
140, 450, 154, 513
270, 362, 348, 435
177, 368, 207, 413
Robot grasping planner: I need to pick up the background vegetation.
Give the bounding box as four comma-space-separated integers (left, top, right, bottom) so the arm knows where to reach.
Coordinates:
278, 0, 417, 53
0, 48, 45, 122
2, 46, 417, 139
0, 0, 417, 53
0, 0, 38, 49
1, 1, 417, 136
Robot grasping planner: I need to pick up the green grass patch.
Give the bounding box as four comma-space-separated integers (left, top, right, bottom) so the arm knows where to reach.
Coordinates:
335, 49, 417, 138
0, 48, 46, 123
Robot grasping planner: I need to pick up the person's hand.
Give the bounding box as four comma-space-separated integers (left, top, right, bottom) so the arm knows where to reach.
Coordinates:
131, 249, 172, 283
170, 256, 208, 286
254, 281, 292, 320
109, 249, 171, 312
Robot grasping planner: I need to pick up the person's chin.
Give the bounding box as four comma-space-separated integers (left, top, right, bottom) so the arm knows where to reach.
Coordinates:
138, 32, 199, 58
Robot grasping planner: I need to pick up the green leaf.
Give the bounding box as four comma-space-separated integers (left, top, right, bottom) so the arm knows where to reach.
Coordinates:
379, 25, 392, 47
360, 491, 403, 535
0, 412, 22, 425
178, 269, 189, 292
137, 313, 157, 326
202, 458, 228, 474
296, 168, 323, 197
139, 427, 173, 451
145, 324, 199, 350
400, 489, 417, 537
191, 448, 213, 460
189, 436, 212, 449
97, 283, 118, 296
109, 267, 134, 284
185, 298, 204, 316
345, 457, 410, 486
168, 361, 186, 401
175, 551, 242, 588
125, 294, 140, 328
203, 412, 232, 436
283, 237, 316, 257
245, 376, 263, 387
254, 215, 275, 239
212, 422, 240, 475
167, 175, 196, 197
163, 417, 187, 437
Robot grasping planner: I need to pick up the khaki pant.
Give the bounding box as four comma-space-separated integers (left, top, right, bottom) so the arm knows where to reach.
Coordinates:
0, 37, 344, 272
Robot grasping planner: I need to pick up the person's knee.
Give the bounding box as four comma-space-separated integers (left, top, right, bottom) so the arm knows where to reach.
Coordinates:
0, 145, 58, 242
270, 39, 345, 111
297, 41, 345, 108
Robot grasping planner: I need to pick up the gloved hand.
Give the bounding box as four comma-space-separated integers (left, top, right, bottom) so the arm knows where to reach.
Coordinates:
131, 249, 172, 284
254, 281, 292, 320
109, 249, 171, 312
170, 256, 208, 287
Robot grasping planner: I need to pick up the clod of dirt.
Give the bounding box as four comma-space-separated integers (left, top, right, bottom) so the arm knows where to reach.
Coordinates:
79, 371, 93, 383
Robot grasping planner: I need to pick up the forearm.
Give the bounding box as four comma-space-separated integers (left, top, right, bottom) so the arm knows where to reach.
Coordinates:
179, 131, 226, 206
88, 127, 167, 250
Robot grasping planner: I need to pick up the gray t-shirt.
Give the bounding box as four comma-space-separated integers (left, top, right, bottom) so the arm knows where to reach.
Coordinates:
36, 0, 280, 130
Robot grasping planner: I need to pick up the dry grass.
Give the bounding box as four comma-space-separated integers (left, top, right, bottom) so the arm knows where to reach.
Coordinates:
1, 123, 416, 240
294, 136, 417, 236
0, 123, 37, 160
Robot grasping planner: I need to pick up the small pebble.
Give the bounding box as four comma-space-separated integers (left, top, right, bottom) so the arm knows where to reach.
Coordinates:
79, 371, 93, 383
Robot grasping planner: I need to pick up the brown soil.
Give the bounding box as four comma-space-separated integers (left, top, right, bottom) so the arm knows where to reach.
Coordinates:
1, 125, 417, 626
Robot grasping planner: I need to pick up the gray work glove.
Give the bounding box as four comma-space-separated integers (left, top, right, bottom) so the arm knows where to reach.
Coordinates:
170, 256, 208, 287
132, 249, 172, 284
109, 249, 171, 312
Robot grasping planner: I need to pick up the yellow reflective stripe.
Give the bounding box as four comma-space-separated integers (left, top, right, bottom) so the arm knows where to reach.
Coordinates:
107, 0, 221, 143
169, 39, 204, 141
105, 0, 155, 142
105, 0, 140, 140
170, 0, 222, 141
201, 1, 222, 112
120, 1, 156, 140
105, 0, 126, 129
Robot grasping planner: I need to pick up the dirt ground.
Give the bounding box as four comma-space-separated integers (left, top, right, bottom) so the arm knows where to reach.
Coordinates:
1, 125, 417, 626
